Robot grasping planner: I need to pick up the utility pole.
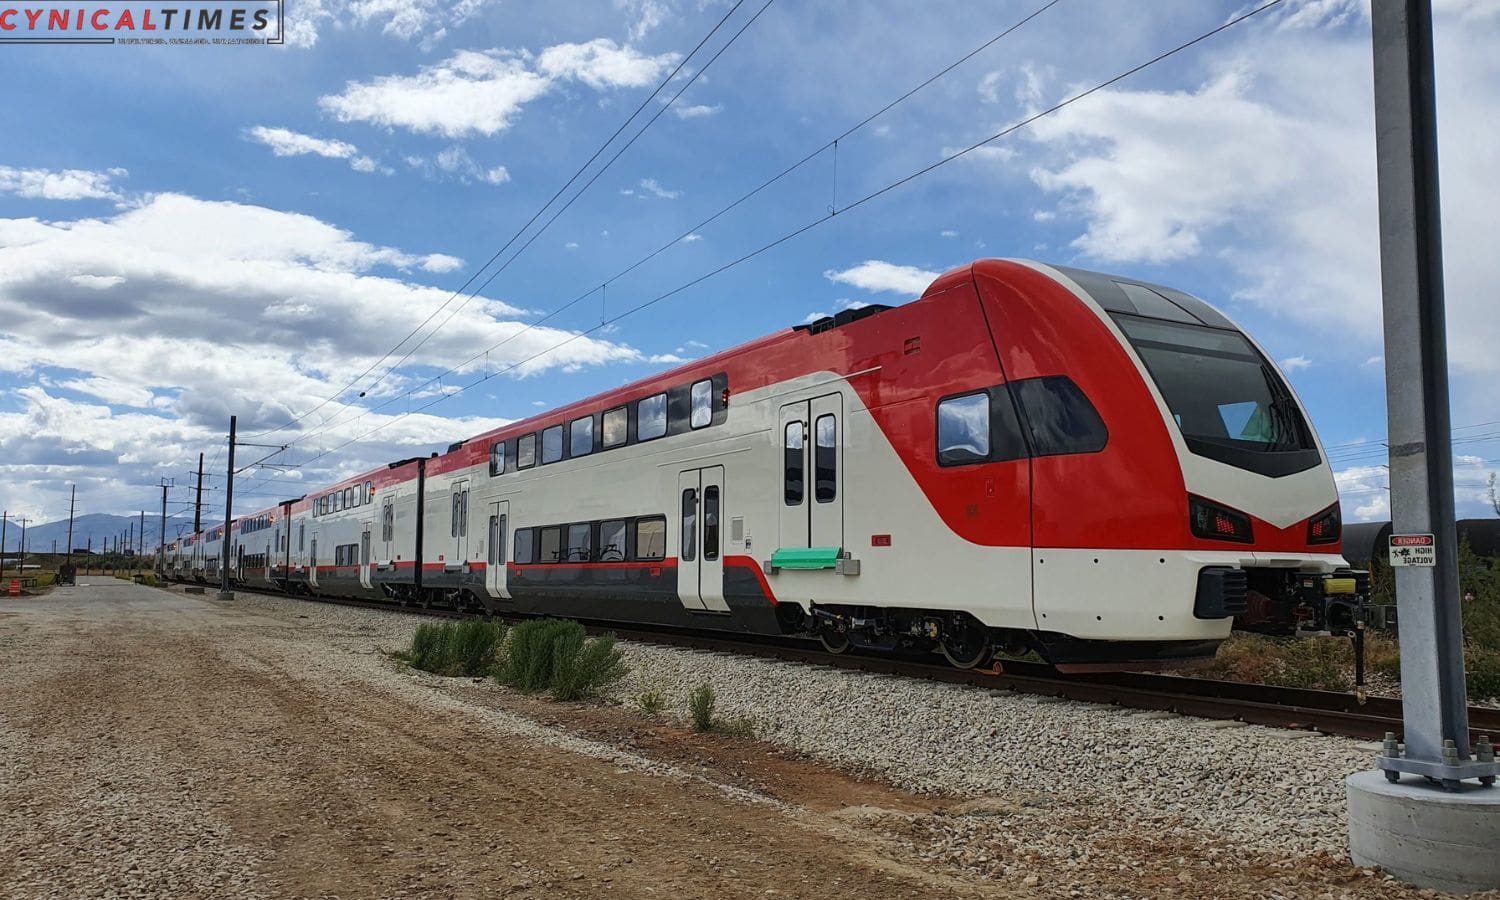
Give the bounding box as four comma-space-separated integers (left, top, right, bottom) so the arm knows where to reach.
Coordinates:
158, 481, 171, 573
66, 484, 76, 564
1348, 0, 1500, 892
194, 451, 204, 535
1, 511, 8, 576
138, 509, 145, 562
219, 415, 237, 600
128, 522, 134, 558
17, 517, 26, 571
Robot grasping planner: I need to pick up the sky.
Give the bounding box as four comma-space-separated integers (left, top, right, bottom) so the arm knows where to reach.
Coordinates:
1, 0, 1497, 541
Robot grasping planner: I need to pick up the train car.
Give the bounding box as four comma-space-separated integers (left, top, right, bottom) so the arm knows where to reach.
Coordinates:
177, 259, 1360, 671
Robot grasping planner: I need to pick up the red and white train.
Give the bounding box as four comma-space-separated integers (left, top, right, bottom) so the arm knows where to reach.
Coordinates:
164, 259, 1360, 670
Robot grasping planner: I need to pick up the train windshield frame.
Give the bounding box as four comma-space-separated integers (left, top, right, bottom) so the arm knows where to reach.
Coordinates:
1113, 314, 1322, 478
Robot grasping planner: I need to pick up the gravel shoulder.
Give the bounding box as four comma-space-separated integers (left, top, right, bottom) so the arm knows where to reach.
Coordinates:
0, 580, 1488, 899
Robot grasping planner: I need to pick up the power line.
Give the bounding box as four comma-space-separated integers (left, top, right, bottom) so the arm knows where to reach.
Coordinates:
247, 0, 760, 441
276, 0, 1066, 456
279, 0, 1289, 470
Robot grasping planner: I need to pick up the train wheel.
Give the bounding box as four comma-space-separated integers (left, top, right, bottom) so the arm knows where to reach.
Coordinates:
818, 630, 851, 654
940, 623, 993, 670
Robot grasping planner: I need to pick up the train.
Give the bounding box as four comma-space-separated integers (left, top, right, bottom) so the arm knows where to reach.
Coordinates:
162, 259, 1367, 671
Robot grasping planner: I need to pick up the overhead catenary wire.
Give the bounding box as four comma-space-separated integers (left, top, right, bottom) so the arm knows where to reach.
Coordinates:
276, 0, 1067, 456
277, 0, 1291, 472
246, 0, 758, 441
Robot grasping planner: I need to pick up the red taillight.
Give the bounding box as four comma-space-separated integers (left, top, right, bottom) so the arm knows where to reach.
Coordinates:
1189, 495, 1254, 544
1307, 504, 1341, 545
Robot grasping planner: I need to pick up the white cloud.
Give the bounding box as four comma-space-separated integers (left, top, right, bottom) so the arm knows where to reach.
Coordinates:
939, 229, 958, 238
1334, 464, 1390, 522
320, 39, 678, 139
672, 103, 721, 119
244, 126, 387, 175
1279, 355, 1312, 371
0, 166, 122, 201
536, 39, 680, 90
616, 0, 669, 41
320, 50, 550, 138
1458, 454, 1486, 467
680, 233, 702, 242
1020, 6, 1500, 376
565, 241, 580, 250
429, 145, 511, 185
283, 0, 497, 49
824, 260, 941, 296
0, 193, 670, 453
637, 177, 681, 200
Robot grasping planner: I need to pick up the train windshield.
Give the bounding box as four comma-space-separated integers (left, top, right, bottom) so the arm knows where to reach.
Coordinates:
1115, 315, 1320, 475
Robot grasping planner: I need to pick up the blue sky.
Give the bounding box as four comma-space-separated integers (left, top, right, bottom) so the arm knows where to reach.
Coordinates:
1, 0, 1497, 533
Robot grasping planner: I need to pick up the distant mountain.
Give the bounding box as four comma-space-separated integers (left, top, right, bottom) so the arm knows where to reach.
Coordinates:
0, 513, 198, 555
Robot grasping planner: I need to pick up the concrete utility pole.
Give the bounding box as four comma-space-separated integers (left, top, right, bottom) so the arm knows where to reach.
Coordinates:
1, 511, 8, 576
158, 482, 170, 573
218, 415, 237, 601
194, 451, 204, 535
1347, 1, 1500, 893
66, 485, 76, 563
17, 517, 27, 570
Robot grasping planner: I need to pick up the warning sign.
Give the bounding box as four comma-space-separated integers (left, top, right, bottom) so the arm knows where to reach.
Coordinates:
1389, 533, 1436, 567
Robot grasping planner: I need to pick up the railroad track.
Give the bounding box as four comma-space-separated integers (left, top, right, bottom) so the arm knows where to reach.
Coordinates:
173, 579, 1500, 743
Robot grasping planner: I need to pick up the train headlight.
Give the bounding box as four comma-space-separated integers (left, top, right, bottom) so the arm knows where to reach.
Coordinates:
1188, 495, 1254, 543
1307, 503, 1341, 545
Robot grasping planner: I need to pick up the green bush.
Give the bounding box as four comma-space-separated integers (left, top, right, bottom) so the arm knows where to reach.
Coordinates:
408, 619, 506, 677
689, 684, 715, 732
499, 618, 586, 692
1467, 648, 1500, 701
551, 633, 628, 702
636, 688, 668, 713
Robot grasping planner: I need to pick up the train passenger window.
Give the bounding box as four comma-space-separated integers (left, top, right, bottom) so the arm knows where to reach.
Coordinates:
638, 393, 667, 441
344, 487, 353, 509
602, 406, 628, 448
633, 517, 666, 561
784, 421, 805, 505
937, 393, 990, 465
690, 380, 712, 429
599, 519, 627, 561
566, 523, 592, 561
460, 489, 469, 537
539, 526, 562, 563
815, 415, 837, 503
703, 486, 720, 561
299, 522, 305, 552
517, 433, 536, 469
542, 425, 563, 464
490, 441, 506, 476
513, 528, 535, 564
1011, 377, 1108, 457
382, 499, 394, 542
570, 416, 594, 457
488, 516, 500, 566
366, 481, 373, 504
680, 489, 697, 562
450, 493, 461, 538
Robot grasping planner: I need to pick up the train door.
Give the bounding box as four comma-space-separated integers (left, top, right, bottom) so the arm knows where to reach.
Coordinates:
486, 501, 510, 600
676, 466, 728, 613
308, 532, 319, 588
381, 496, 394, 564
450, 481, 469, 565
236, 544, 245, 581
778, 394, 845, 551
264, 539, 274, 585
359, 525, 372, 590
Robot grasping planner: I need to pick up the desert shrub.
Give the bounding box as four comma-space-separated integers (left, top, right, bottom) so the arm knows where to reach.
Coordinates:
408, 619, 506, 677
1273, 637, 1352, 692
499, 618, 586, 692
550, 633, 629, 702
689, 684, 715, 732
1364, 631, 1402, 681
636, 688, 668, 713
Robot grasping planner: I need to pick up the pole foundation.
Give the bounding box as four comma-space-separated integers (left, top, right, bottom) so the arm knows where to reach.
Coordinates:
1348, 771, 1500, 893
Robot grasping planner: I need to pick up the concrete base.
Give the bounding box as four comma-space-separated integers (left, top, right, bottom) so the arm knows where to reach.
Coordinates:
1347, 770, 1500, 894
214, 590, 236, 601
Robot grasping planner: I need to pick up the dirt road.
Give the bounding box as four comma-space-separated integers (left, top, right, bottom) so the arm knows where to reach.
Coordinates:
0, 579, 987, 900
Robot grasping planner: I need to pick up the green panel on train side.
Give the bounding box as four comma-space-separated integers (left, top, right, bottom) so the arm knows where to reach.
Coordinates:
770, 547, 842, 570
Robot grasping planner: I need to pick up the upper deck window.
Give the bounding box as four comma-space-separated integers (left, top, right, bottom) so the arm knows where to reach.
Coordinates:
638, 393, 667, 441
1113, 314, 1318, 477
602, 406, 628, 448
541, 425, 563, 464
690, 380, 712, 429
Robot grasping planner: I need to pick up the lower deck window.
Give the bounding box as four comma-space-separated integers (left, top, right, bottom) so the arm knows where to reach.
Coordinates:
538, 526, 562, 563
513, 528, 535, 564
634, 517, 666, 561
